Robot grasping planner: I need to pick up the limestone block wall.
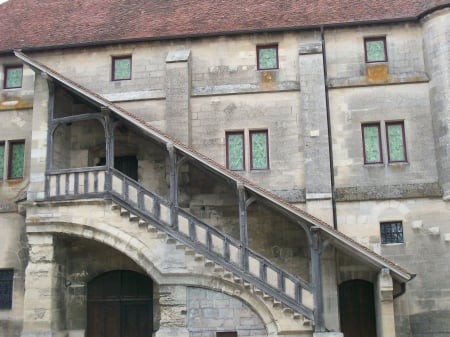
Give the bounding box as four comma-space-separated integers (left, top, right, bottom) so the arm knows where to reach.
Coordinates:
187, 287, 267, 337
0, 213, 27, 337
422, 8, 450, 199
329, 83, 439, 200
336, 198, 450, 337
325, 23, 426, 81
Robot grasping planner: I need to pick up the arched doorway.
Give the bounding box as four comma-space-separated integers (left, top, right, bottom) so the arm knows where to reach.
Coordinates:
86, 270, 153, 337
339, 280, 377, 337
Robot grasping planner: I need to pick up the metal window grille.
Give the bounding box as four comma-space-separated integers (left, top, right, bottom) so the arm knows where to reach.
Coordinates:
380, 222, 403, 244
0, 269, 14, 309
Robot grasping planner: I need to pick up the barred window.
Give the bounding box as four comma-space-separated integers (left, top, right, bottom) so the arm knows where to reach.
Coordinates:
380, 221, 404, 244
0, 269, 14, 310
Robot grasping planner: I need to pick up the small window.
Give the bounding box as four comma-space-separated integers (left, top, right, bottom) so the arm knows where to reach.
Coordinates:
216, 333, 237, 337
250, 130, 269, 170
0, 269, 14, 310
0, 142, 4, 179
364, 37, 387, 63
226, 132, 245, 171
112, 56, 132, 81
8, 140, 25, 179
3, 65, 23, 89
380, 221, 403, 244
257, 45, 278, 70
362, 123, 383, 164
386, 122, 407, 163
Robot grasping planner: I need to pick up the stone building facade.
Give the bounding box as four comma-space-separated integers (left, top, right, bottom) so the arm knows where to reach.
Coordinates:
0, 1, 449, 337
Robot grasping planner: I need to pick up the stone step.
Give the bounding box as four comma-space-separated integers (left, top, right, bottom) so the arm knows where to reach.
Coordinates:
120, 207, 129, 216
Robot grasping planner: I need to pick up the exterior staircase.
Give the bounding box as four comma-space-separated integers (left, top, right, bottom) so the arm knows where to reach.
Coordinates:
46, 167, 315, 321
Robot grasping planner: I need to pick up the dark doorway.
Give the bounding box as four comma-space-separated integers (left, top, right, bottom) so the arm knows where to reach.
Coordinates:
98, 156, 138, 180
339, 280, 377, 337
86, 270, 153, 337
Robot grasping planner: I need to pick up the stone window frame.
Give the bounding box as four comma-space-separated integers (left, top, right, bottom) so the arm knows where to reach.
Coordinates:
3, 64, 23, 89
250, 129, 270, 170
0, 269, 14, 310
112, 55, 132, 81
380, 221, 404, 244
256, 44, 279, 70
364, 36, 388, 63
361, 122, 383, 164
7, 139, 26, 179
386, 121, 408, 163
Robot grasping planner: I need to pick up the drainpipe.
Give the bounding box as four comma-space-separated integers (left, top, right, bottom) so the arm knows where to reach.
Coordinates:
321, 26, 338, 230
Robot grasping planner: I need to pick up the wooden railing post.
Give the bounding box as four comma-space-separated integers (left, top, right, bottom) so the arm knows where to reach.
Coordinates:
167, 143, 178, 228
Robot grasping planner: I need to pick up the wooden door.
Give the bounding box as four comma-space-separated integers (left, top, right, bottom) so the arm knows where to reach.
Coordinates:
86, 270, 153, 337
339, 280, 377, 337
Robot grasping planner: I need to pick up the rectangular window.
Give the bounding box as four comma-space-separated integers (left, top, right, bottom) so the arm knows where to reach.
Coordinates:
0, 142, 4, 179
8, 140, 25, 179
0, 269, 14, 310
112, 56, 132, 81
4, 65, 23, 89
257, 45, 278, 70
380, 221, 403, 244
226, 132, 245, 171
364, 37, 387, 63
216, 333, 237, 337
386, 122, 407, 163
250, 130, 269, 170
362, 123, 383, 164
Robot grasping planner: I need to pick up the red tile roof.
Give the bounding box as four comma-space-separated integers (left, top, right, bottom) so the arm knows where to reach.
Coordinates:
1, 0, 449, 53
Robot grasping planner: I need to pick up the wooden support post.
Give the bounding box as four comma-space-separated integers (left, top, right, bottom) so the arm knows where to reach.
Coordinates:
237, 182, 248, 270
311, 227, 325, 332
167, 143, 178, 228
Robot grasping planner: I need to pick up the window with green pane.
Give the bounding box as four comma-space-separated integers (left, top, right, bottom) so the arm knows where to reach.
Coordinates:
0, 142, 4, 179
250, 130, 269, 170
386, 122, 407, 162
362, 124, 382, 164
112, 56, 132, 81
226, 132, 244, 171
257, 45, 278, 70
364, 37, 387, 63
4, 65, 23, 89
8, 141, 25, 179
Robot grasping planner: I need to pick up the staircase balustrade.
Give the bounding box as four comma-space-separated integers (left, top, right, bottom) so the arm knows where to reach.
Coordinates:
45, 167, 314, 319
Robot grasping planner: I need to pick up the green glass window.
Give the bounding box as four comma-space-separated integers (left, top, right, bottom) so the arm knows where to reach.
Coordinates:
257, 45, 278, 70
112, 56, 132, 80
9, 141, 25, 179
364, 37, 387, 63
4, 65, 23, 89
250, 131, 269, 169
386, 122, 407, 162
362, 124, 382, 164
0, 143, 4, 179
226, 132, 244, 171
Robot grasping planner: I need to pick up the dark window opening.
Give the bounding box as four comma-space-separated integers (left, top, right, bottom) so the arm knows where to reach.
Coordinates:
216, 332, 237, 337
380, 221, 404, 244
0, 269, 14, 310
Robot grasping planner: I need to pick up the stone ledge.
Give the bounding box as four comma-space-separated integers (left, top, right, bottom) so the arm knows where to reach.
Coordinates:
328, 71, 429, 89
192, 81, 300, 96
335, 182, 442, 201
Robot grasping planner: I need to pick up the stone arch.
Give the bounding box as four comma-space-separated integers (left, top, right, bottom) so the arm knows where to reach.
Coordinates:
28, 221, 281, 333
